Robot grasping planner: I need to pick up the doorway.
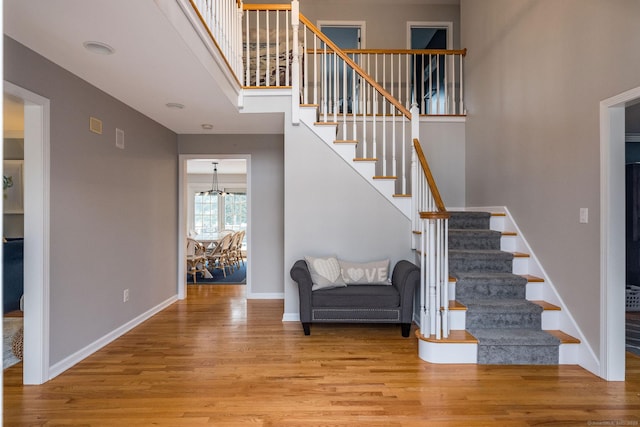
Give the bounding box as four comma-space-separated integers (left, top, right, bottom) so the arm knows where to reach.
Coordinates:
319, 21, 364, 115
408, 22, 453, 114
600, 85, 640, 381
178, 155, 250, 299
3, 81, 51, 384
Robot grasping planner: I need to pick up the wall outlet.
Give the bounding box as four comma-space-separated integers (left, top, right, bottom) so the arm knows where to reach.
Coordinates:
123, 289, 130, 302
580, 208, 589, 224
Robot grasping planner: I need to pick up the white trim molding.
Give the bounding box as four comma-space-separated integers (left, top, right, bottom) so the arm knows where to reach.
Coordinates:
406, 21, 454, 50
599, 85, 640, 381
4, 81, 51, 385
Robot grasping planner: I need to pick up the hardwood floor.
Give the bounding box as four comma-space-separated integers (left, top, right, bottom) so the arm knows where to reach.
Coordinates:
4, 285, 640, 426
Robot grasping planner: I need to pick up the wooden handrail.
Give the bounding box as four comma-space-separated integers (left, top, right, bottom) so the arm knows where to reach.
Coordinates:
188, 0, 242, 87
243, 4, 292, 11
414, 138, 446, 213
299, 14, 412, 120
307, 48, 467, 56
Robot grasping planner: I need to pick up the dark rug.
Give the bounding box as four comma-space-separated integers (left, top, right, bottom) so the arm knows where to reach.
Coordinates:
188, 263, 246, 284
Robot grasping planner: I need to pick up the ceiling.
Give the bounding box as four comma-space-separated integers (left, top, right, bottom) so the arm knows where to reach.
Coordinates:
3, 0, 283, 135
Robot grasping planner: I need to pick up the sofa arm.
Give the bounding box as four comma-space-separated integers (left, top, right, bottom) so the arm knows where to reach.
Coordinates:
290, 260, 313, 323
391, 260, 420, 323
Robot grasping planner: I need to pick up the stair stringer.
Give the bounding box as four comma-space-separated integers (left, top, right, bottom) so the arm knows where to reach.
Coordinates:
456, 206, 599, 373
299, 107, 411, 219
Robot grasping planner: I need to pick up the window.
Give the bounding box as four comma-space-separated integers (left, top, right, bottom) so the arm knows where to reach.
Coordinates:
193, 192, 247, 240
194, 193, 220, 239
223, 192, 247, 231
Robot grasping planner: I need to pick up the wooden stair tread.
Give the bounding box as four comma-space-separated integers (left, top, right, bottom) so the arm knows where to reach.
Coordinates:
300, 103, 319, 108
314, 121, 339, 126
520, 274, 544, 282
448, 300, 466, 310
334, 140, 358, 144
531, 300, 561, 311
545, 330, 581, 344
353, 157, 377, 162
372, 176, 397, 180
512, 252, 530, 258
491, 212, 506, 217
416, 329, 478, 344
393, 194, 411, 198
502, 231, 517, 236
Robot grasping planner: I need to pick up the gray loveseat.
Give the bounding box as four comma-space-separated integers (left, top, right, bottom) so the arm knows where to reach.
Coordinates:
290, 259, 420, 337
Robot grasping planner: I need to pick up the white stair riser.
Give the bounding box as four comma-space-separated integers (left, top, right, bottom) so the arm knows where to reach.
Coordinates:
525, 282, 544, 300
450, 310, 466, 330
418, 340, 477, 364
559, 342, 580, 364
541, 310, 560, 330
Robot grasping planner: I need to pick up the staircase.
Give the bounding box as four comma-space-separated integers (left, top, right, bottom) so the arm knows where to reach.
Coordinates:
180, 0, 586, 367
449, 211, 562, 364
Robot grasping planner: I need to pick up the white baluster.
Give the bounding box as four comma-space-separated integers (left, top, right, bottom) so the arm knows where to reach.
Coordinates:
291, 0, 300, 125
245, 9, 250, 86
322, 43, 327, 121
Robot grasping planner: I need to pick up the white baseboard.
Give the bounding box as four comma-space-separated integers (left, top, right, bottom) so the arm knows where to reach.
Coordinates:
282, 312, 300, 322
246, 292, 284, 300
48, 295, 178, 380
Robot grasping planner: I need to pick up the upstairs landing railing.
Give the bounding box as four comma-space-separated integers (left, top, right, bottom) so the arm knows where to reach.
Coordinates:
188, 0, 451, 340
308, 48, 466, 116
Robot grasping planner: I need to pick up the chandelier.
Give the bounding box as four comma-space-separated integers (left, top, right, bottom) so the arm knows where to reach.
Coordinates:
198, 162, 227, 196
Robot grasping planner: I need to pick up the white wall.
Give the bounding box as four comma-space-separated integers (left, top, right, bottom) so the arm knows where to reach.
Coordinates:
4, 36, 179, 366
460, 0, 640, 355
283, 118, 415, 319
178, 134, 285, 296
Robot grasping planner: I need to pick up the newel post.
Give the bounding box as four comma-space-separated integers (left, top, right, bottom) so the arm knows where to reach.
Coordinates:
410, 101, 419, 241
291, 0, 300, 125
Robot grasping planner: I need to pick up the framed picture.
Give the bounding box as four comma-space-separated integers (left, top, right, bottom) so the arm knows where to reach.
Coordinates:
3, 160, 24, 214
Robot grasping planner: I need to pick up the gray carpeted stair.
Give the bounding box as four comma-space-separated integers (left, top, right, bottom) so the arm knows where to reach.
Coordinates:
448, 211, 560, 365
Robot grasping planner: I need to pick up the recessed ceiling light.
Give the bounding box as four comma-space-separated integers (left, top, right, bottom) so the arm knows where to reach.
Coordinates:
165, 102, 185, 110
83, 41, 115, 55
201, 124, 214, 130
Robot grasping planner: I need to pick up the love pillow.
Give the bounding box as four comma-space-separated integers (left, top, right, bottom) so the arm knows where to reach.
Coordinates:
305, 255, 347, 291
338, 259, 391, 285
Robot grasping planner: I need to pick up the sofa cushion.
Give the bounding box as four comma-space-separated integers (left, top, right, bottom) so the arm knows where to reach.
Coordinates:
339, 259, 390, 285
304, 255, 347, 291
312, 285, 400, 308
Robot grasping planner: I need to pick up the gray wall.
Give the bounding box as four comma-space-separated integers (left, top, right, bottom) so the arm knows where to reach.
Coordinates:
283, 119, 414, 317
4, 36, 179, 365
178, 134, 285, 295
461, 0, 640, 354
248, 0, 461, 48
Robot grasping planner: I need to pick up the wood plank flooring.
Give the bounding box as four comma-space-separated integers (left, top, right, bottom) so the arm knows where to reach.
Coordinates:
4, 285, 640, 426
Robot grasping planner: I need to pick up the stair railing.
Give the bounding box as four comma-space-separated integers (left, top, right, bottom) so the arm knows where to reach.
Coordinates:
190, 0, 244, 84
331, 48, 466, 116
298, 15, 416, 195
413, 138, 450, 339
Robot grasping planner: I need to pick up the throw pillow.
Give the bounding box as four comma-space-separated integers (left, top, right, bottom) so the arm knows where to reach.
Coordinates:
338, 259, 391, 285
305, 255, 347, 291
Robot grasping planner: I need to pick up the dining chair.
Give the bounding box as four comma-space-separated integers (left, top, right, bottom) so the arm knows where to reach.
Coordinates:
186, 238, 208, 283
207, 232, 234, 278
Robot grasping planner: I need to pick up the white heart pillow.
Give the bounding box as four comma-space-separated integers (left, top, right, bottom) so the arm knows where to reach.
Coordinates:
305, 255, 347, 291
